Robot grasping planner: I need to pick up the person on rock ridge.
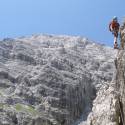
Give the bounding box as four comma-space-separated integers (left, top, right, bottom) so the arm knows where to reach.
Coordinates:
109, 16, 120, 49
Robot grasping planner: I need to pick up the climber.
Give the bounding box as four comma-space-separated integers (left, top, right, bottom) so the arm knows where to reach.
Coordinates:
109, 16, 120, 49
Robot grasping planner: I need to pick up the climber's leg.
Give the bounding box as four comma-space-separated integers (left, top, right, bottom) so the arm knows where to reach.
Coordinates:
113, 30, 119, 49
114, 37, 118, 49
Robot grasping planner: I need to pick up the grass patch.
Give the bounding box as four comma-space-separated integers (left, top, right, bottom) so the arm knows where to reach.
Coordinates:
0, 103, 10, 110
0, 103, 4, 108
0, 103, 39, 117
0, 92, 3, 96
26, 105, 38, 115
15, 103, 39, 116
15, 104, 23, 111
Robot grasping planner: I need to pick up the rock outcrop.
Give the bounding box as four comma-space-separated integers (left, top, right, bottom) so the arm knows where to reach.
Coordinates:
83, 82, 119, 125
115, 23, 125, 125
0, 35, 116, 125
79, 22, 125, 125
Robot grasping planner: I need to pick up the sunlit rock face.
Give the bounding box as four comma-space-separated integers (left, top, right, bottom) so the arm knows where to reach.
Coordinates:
82, 82, 119, 125
115, 24, 125, 125
78, 23, 125, 125
0, 35, 116, 125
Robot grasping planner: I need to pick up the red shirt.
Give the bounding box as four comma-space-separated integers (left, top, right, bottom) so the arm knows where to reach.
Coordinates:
109, 21, 120, 31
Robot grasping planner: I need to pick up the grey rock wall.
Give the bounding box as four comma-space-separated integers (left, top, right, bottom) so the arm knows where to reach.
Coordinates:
116, 50, 125, 125
0, 35, 116, 125
79, 22, 125, 125
115, 23, 125, 125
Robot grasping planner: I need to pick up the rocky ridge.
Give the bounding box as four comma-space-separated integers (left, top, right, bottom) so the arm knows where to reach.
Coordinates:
115, 23, 125, 125
78, 22, 125, 125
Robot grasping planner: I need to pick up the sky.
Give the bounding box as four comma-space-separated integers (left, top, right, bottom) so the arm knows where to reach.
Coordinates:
0, 0, 125, 46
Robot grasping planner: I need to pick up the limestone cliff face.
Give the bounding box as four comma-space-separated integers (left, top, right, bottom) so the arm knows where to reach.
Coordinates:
85, 83, 119, 125
116, 24, 125, 125
0, 35, 116, 125
115, 50, 125, 125
79, 22, 125, 125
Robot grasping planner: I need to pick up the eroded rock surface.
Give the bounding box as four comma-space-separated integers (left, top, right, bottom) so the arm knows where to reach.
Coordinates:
0, 35, 116, 125
82, 82, 119, 125
116, 23, 125, 124
78, 22, 125, 125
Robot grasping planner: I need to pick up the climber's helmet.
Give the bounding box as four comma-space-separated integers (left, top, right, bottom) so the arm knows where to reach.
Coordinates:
113, 16, 118, 21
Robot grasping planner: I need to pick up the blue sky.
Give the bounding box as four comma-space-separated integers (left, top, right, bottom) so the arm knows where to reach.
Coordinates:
0, 0, 125, 46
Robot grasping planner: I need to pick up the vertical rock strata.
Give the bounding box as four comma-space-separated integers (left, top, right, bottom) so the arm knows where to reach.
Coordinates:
83, 22, 125, 125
